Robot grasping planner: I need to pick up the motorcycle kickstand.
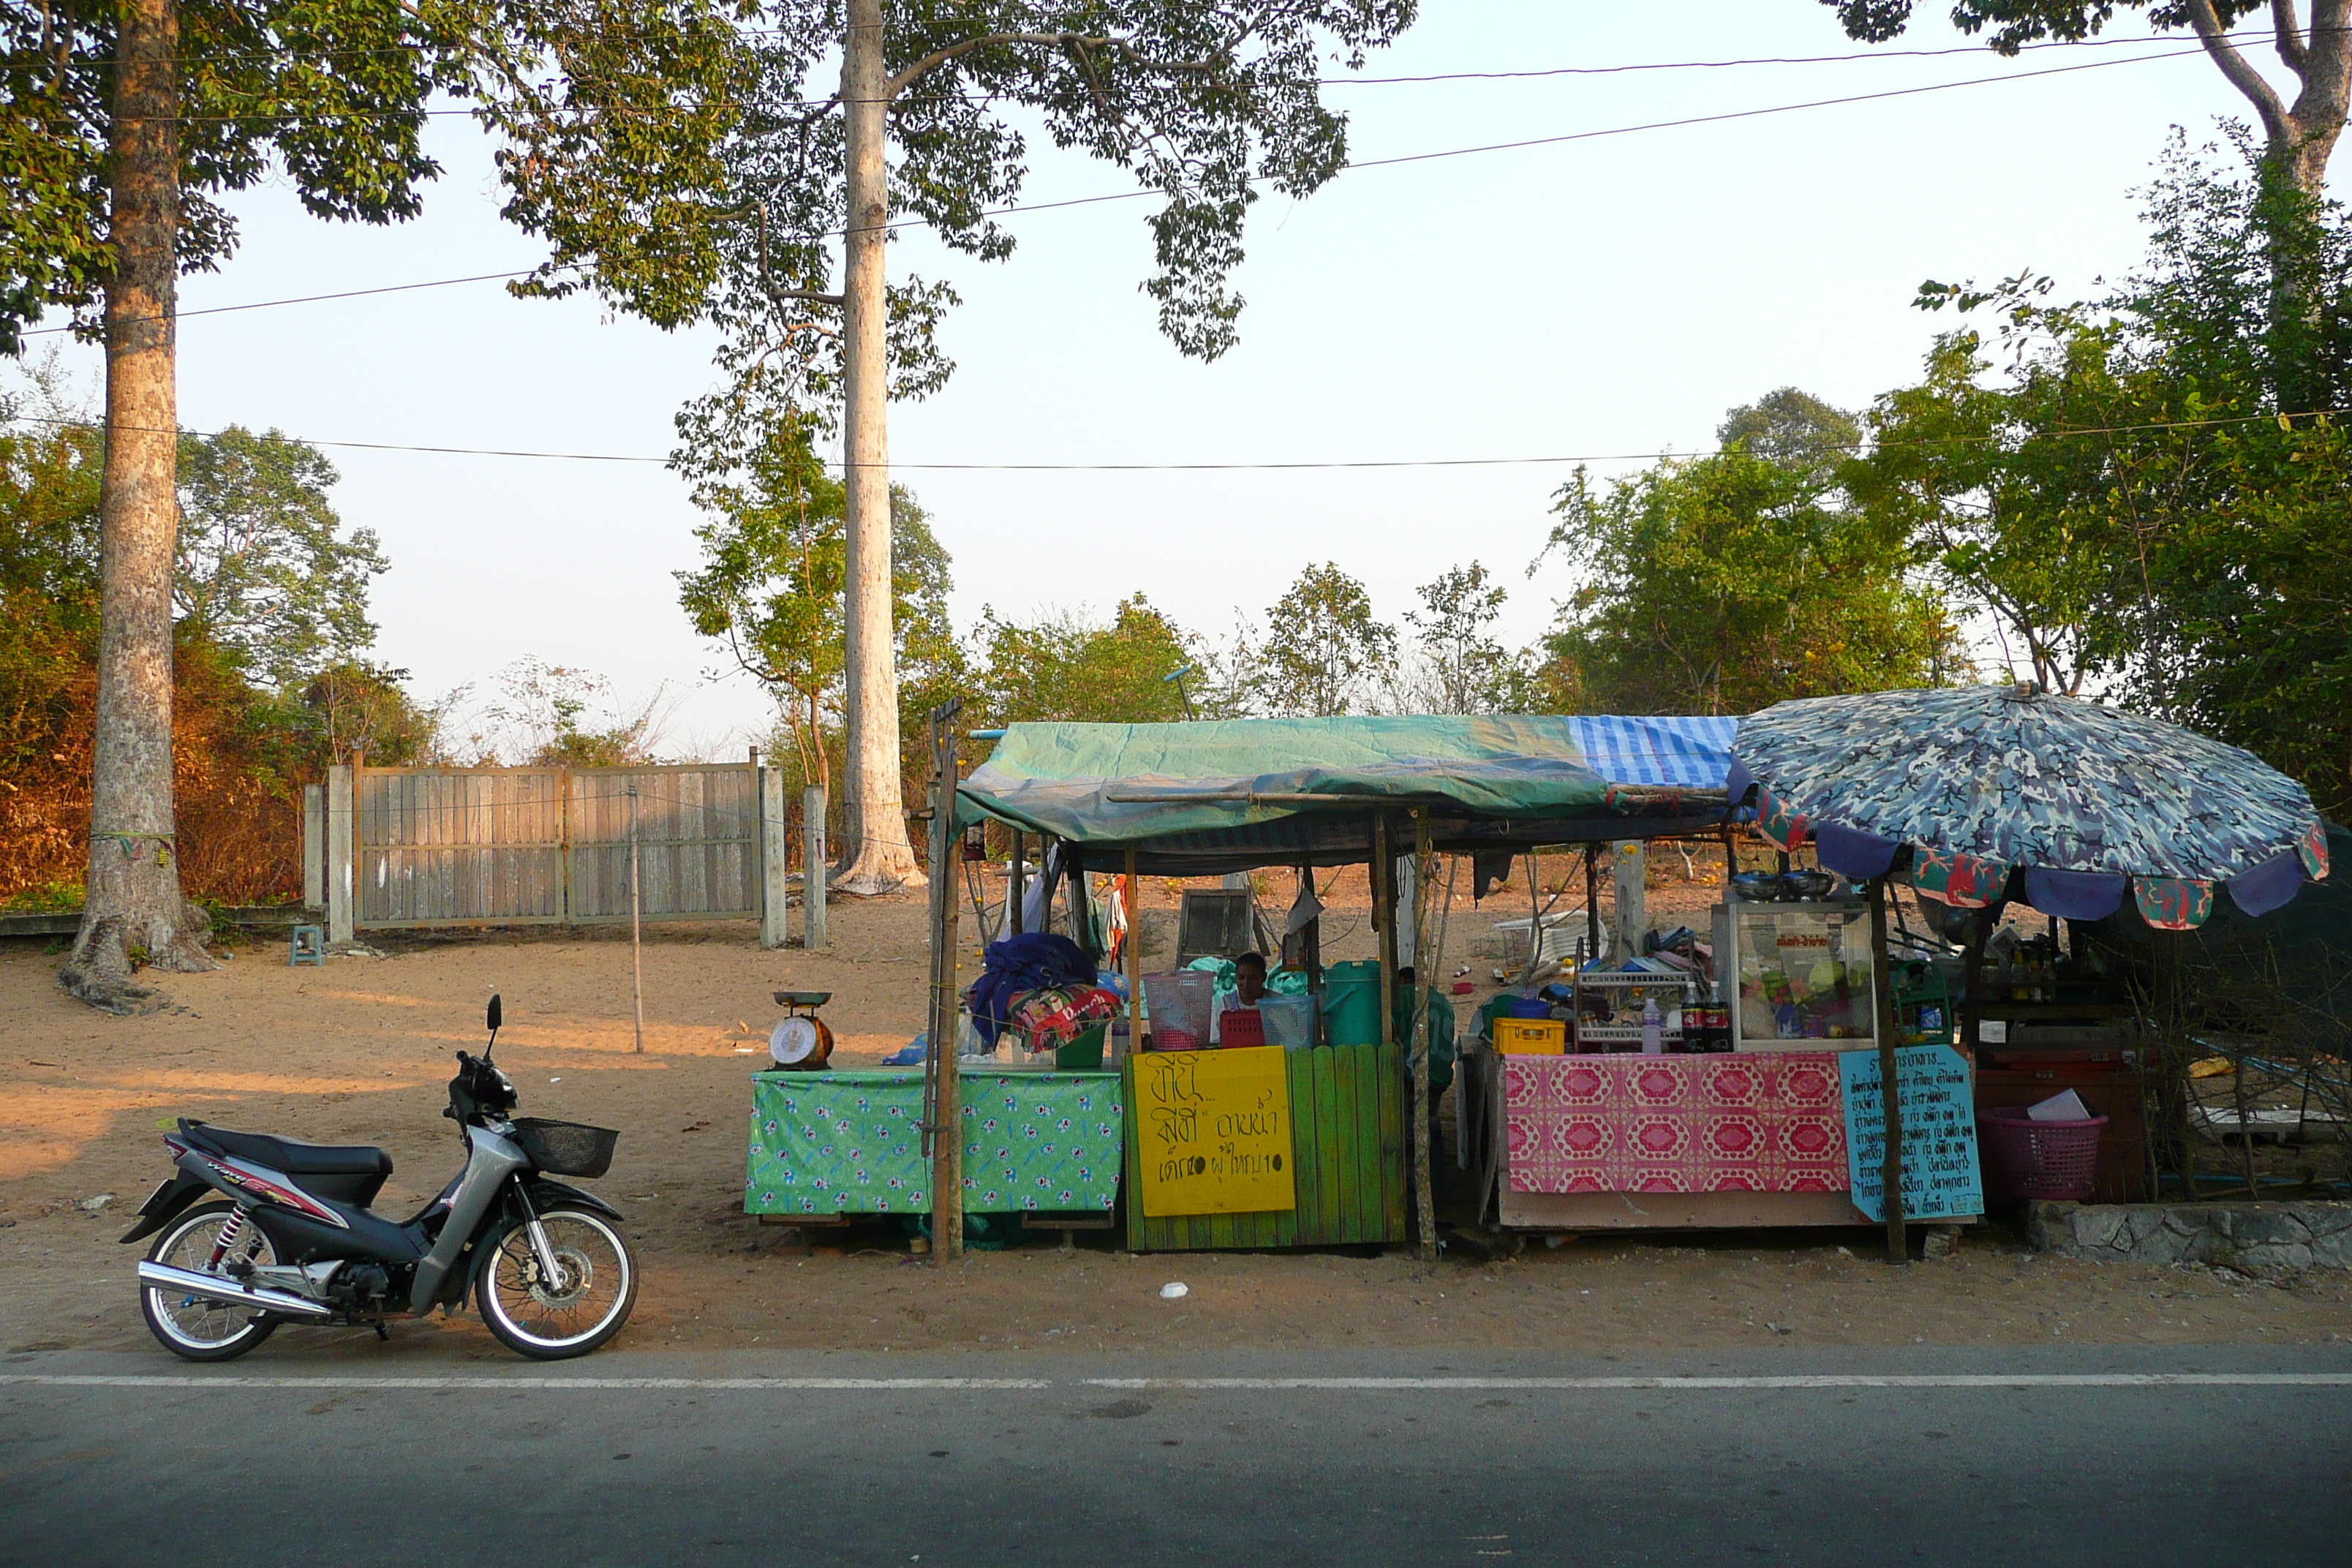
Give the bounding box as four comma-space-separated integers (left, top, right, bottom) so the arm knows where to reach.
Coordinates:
374, 1322, 390, 1341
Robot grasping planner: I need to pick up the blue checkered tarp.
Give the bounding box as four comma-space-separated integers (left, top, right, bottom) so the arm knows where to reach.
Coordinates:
1569, 715, 1738, 789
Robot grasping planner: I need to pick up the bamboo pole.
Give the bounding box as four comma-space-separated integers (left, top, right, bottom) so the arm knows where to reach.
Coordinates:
1869, 877, 1907, 1261
1124, 845, 1142, 1058
1375, 816, 1396, 1058
1409, 813, 1438, 1260
924, 703, 965, 1261
627, 783, 644, 1055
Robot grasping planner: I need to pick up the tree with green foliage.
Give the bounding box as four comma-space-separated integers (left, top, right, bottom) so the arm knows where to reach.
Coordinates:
1536, 393, 1961, 715
1401, 562, 1525, 714
176, 427, 385, 692
1821, 4, 2351, 200
1247, 562, 1397, 717
671, 1, 1420, 892
675, 421, 960, 793
971, 595, 1199, 728
1852, 135, 2352, 815
2, 2, 746, 1007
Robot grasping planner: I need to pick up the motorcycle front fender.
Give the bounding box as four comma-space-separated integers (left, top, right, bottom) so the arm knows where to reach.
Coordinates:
523, 1179, 623, 1222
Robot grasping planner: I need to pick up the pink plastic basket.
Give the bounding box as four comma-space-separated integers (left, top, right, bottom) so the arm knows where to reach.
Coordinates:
1975, 1106, 2108, 1200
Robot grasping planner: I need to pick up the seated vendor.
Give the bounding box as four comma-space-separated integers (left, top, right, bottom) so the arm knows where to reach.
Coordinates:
1228, 951, 1270, 1009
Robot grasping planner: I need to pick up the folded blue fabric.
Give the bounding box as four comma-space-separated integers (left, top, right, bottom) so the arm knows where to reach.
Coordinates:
965, 932, 1098, 1046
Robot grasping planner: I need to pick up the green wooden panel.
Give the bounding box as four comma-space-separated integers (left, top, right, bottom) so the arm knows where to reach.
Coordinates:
1312, 1047, 1345, 1241
1286, 1049, 1324, 1245
1352, 1043, 1383, 1241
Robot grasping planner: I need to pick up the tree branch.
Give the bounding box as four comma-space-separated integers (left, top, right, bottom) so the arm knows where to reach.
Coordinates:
2272, 0, 2310, 74
2187, 0, 2296, 144
769, 287, 845, 306
884, 33, 1115, 99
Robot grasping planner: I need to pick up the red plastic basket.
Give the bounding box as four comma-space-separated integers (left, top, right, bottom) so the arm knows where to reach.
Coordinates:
1219, 1009, 1264, 1047
1975, 1106, 2108, 1200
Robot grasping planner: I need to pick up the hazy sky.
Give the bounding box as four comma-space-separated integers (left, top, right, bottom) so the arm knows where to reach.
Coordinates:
23, 2, 2304, 755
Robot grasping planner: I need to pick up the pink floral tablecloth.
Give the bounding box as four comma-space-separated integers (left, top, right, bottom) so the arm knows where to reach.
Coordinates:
1503, 1054, 1849, 1194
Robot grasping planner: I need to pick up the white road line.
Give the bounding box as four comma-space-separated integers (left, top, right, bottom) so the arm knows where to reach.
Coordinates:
0, 1376, 1049, 1391
1082, 1374, 2352, 1390
1, 1372, 2345, 1393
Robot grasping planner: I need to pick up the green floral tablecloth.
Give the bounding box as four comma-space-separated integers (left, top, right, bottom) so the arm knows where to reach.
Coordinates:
745, 1069, 1124, 1216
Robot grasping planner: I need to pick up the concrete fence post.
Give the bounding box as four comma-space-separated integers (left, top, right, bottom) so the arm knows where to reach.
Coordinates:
760, 766, 791, 949
302, 783, 325, 910
802, 785, 828, 950
326, 764, 355, 945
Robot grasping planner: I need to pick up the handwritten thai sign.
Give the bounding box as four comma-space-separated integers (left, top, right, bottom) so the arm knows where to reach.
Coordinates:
1839, 1044, 1984, 1222
1135, 1047, 1297, 1218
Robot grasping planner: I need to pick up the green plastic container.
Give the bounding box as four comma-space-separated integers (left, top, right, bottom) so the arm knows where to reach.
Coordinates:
1055, 1022, 1107, 1070
1319, 960, 1384, 1047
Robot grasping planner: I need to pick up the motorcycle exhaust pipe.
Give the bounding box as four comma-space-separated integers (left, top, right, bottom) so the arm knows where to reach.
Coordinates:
137, 1260, 336, 1319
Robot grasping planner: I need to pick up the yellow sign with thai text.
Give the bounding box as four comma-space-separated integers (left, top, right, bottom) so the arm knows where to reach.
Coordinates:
1134, 1046, 1297, 1218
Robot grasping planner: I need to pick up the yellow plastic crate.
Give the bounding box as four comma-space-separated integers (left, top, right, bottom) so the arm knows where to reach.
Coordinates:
1494, 1018, 1567, 1055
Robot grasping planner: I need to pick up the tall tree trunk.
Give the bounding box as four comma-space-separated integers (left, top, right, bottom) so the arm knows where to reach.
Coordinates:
832, 0, 922, 895
61, 0, 216, 1013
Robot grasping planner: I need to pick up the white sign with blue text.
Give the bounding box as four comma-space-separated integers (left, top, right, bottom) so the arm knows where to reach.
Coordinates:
1839, 1044, 1984, 1222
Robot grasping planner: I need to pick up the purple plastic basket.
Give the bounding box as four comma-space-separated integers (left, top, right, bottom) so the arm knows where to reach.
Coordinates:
1976, 1105, 2108, 1201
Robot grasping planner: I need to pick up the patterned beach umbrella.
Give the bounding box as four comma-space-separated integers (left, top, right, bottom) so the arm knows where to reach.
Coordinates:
1727, 684, 2329, 931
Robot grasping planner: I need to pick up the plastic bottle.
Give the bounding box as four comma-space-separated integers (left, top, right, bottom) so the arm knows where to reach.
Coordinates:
1640, 995, 1664, 1055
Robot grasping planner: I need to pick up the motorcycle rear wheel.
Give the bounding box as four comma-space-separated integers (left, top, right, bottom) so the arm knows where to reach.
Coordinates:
141, 1205, 281, 1362
478, 1207, 637, 1360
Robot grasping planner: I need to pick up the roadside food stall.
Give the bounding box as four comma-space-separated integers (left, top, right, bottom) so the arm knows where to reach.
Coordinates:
1730, 684, 2330, 1249
944, 715, 1729, 1258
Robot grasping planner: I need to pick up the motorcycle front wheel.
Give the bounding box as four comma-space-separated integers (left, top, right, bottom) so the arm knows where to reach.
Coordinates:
141, 1205, 281, 1362
478, 1207, 637, 1360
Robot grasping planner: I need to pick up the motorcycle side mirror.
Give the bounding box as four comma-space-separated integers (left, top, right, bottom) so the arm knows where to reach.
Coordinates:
486, 995, 502, 1033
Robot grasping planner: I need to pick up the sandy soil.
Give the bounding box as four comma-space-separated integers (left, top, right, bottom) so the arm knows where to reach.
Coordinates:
3, 868, 2345, 1360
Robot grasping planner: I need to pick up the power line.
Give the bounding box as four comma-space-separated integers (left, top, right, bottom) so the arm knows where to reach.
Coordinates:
37, 21, 2240, 80
16, 44, 2197, 342
122, 33, 2211, 125
15, 404, 2349, 472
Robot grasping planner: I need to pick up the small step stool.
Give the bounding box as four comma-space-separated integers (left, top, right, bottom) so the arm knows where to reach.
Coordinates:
289, 924, 327, 966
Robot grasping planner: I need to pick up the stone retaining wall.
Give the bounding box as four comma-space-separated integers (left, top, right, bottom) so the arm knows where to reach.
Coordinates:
2025, 1199, 2352, 1275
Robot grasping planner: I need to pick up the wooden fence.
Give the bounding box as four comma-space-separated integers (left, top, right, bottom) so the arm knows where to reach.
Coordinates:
313, 761, 787, 940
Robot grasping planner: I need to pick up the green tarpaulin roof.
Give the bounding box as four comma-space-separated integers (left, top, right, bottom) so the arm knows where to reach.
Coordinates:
953, 716, 1725, 872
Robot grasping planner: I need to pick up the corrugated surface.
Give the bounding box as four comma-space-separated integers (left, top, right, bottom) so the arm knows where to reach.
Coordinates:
353, 764, 759, 928
1123, 1042, 1407, 1251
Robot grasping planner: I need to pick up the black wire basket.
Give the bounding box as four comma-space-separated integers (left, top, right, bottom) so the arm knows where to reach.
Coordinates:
509, 1118, 620, 1179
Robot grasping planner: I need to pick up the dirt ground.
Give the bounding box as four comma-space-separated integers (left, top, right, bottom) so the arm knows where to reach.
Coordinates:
3, 862, 2346, 1360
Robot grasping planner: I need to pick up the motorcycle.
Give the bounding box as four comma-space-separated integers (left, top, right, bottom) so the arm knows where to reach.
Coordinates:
119, 995, 636, 1362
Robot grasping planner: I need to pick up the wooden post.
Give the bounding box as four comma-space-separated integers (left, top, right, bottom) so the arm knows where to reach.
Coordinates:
759, 766, 791, 949
628, 784, 645, 1055
1123, 845, 1142, 1058
301, 783, 325, 911
802, 785, 829, 949
1869, 877, 1906, 1262
1409, 813, 1438, 1260
924, 703, 965, 1260
325, 761, 355, 945
1375, 815, 1396, 1055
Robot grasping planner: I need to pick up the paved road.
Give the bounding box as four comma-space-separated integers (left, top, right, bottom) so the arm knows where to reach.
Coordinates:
3, 1343, 2347, 1566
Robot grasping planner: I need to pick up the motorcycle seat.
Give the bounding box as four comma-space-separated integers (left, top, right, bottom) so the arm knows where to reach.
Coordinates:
197, 1126, 394, 1180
